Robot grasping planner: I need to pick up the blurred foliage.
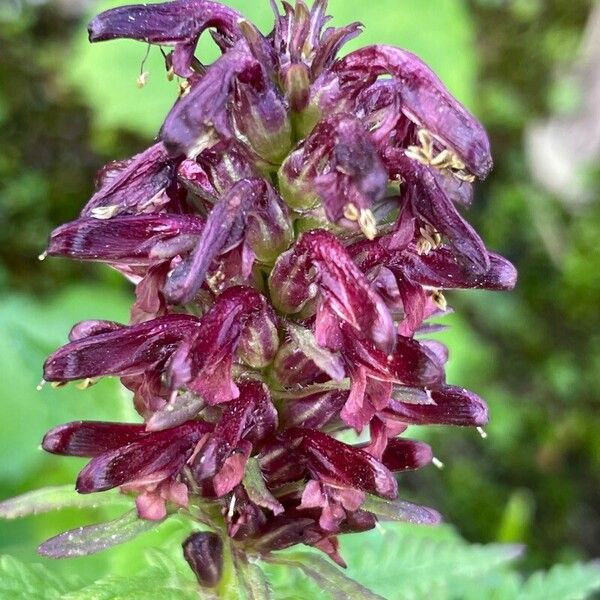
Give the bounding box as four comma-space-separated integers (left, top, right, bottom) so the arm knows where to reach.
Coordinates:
1, 0, 600, 596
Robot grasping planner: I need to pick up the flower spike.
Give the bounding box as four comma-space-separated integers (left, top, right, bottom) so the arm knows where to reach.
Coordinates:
30, 0, 517, 590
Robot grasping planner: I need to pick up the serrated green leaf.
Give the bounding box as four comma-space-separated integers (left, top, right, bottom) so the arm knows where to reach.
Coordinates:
0, 486, 132, 520
341, 523, 524, 599
517, 562, 600, 600
38, 510, 160, 558
0, 555, 81, 600
267, 552, 385, 600
63, 574, 202, 600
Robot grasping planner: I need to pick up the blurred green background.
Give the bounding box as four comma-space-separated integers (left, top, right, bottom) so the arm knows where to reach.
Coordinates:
1, 0, 599, 595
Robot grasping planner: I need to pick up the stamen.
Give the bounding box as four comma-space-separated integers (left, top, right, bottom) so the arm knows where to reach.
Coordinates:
432, 457, 445, 470
432, 290, 448, 312
375, 521, 387, 535
227, 493, 237, 518
343, 203, 360, 222
50, 381, 68, 389
476, 427, 488, 439
179, 80, 191, 98
38, 250, 48, 261
136, 71, 149, 89
76, 378, 97, 390
90, 205, 119, 220
358, 209, 377, 240
136, 43, 151, 88
36, 379, 46, 391
417, 225, 442, 256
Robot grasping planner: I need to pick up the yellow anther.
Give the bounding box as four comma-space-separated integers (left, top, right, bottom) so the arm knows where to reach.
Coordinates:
179, 80, 191, 98
358, 209, 377, 240
417, 225, 442, 255
76, 378, 97, 390
432, 290, 448, 312
166, 66, 175, 82
343, 203, 360, 222
406, 128, 475, 182
136, 71, 149, 89
90, 205, 119, 220
50, 381, 68, 389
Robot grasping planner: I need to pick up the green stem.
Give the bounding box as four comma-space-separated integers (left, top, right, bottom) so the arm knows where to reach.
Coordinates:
216, 538, 243, 600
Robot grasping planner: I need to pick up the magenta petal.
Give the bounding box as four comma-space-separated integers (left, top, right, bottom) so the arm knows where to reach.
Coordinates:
298, 230, 395, 352
398, 246, 518, 291
68, 320, 123, 342
164, 179, 262, 304
281, 391, 348, 430
379, 438, 433, 472
335, 45, 493, 179
42, 421, 148, 457
82, 143, 177, 217
48, 214, 204, 265
386, 385, 489, 426
286, 428, 398, 499
395, 156, 490, 272
44, 314, 200, 382
311, 115, 388, 223
76, 420, 211, 493
342, 324, 444, 388
161, 42, 255, 156
89, 1, 243, 77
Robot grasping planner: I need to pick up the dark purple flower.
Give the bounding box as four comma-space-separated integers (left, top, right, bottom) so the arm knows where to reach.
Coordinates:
89, 1, 244, 77
43, 419, 212, 520
183, 532, 224, 588
29, 0, 518, 588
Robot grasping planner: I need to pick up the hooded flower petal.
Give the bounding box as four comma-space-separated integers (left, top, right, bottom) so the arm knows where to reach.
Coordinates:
164, 179, 263, 304
280, 115, 387, 236
161, 41, 256, 157
386, 385, 489, 426
277, 229, 395, 352
340, 322, 444, 387
387, 152, 490, 272
44, 314, 201, 383
396, 245, 518, 291
47, 214, 204, 265
334, 45, 493, 179
82, 143, 178, 218
75, 420, 212, 493
42, 421, 149, 457
282, 428, 398, 499
164, 287, 269, 403
88, 1, 244, 77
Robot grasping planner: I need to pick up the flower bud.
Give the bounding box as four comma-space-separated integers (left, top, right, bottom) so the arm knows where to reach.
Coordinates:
245, 188, 294, 264
238, 306, 280, 369
277, 152, 321, 210
182, 532, 224, 588
234, 72, 293, 164
283, 63, 311, 112
268, 248, 315, 315
271, 339, 327, 388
